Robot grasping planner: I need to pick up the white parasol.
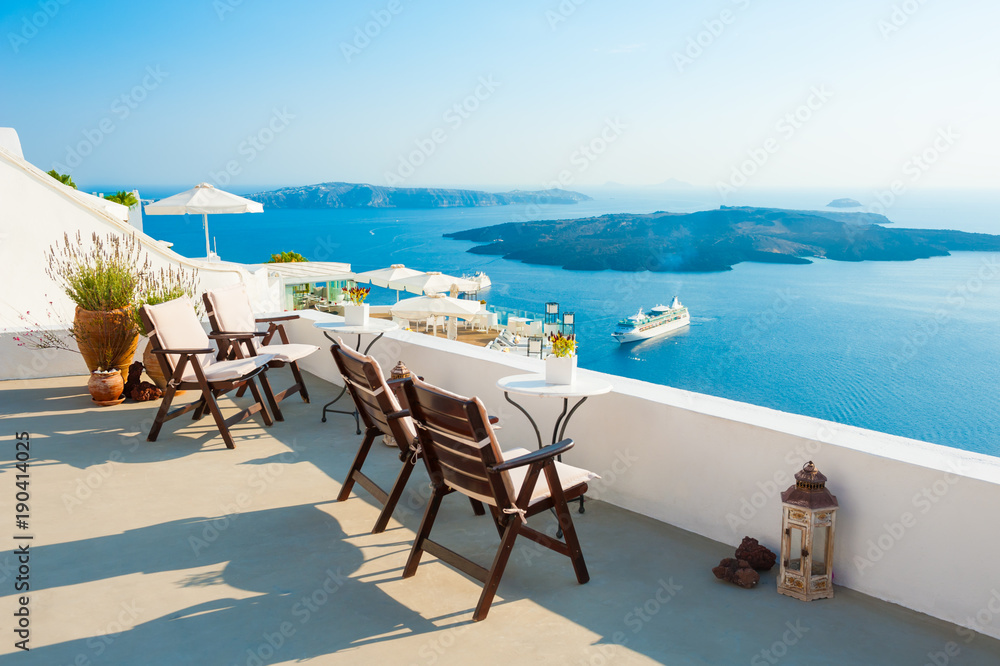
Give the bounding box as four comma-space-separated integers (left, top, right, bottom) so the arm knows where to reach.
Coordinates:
390, 294, 483, 321
391, 271, 479, 296
143, 182, 263, 258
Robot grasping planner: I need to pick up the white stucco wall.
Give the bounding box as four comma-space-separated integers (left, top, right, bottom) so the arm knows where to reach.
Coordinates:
286, 310, 1000, 641
0, 139, 279, 379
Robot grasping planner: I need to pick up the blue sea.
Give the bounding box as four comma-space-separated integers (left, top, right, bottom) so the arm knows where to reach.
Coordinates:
133, 186, 1000, 457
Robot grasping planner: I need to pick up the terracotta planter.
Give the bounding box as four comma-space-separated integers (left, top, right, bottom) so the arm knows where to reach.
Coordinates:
142, 338, 167, 390
74, 306, 140, 380
142, 338, 182, 395
88, 369, 125, 406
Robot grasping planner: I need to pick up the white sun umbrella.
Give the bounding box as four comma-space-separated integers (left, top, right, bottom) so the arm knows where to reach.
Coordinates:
355, 264, 425, 287
354, 264, 425, 301
390, 294, 483, 321
143, 182, 263, 259
391, 271, 479, 296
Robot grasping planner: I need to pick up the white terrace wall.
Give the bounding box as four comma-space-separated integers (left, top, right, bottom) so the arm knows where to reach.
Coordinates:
287, 310, 1000, 642
0, 141, 278, 380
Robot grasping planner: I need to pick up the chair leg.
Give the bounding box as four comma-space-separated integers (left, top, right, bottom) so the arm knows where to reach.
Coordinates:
470, 499, 486, 516
193, 392, 213, 421
546, 467, 590, 584
201, 389, 236, 449
371, 459, 416, 533
403, 488, 445, 579
147, 385, 177, 441
473, 518, 521, 621
235, 383, 248, 398
291, 362, 310, 403
245, 378, 274, 427
338, 429, 377, 502
257, 370, 283, 422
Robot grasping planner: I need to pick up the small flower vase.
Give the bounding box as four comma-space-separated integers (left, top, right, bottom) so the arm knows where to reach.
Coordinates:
344, 303, 369, 327
88, 369, 125, 406
545, 354, 577, 385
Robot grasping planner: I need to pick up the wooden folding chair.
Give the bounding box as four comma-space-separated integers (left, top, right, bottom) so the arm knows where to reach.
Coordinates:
330, 341, 486, 534
203, 283, 318, 421
140, 296, 279, 450
402, 376, 597, 621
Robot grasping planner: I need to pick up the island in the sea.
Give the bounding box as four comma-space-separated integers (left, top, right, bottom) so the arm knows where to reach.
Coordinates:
245, 182, 591, 209
827, 198, 863, 208
444, 206, 1000, 272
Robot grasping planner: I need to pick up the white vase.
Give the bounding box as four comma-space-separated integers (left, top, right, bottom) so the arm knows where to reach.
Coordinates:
344, 303, 369, 327
545, 354, 577, 385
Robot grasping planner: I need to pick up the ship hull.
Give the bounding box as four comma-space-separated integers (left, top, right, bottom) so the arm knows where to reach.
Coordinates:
612, 312, 690, 343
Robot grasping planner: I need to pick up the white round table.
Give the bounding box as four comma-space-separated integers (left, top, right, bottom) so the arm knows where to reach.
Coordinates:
497, 372, 612, 520
314, 318, 399, 432
496, 373, 612, 450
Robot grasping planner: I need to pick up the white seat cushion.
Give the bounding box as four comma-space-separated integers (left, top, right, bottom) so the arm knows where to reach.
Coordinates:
181, 354, 274, 383
206, 283, 257, 334
145, 296, 213, 376
260, 342, 318, 363
501, 447, 600, 507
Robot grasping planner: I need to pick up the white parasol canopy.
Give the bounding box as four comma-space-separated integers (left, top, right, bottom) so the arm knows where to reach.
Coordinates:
144, 182, 263, 258
390, 294, 483, 321
392, 271, 479, 296
355, 264, 425, 288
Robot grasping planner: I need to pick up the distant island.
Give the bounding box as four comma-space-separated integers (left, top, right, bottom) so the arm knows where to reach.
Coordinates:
444, 206, 1000, 272
827, 198, 862, 208
244, 182, 592, 209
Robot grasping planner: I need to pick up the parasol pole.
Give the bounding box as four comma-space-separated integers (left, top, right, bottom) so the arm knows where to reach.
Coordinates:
202, 213, 211, 258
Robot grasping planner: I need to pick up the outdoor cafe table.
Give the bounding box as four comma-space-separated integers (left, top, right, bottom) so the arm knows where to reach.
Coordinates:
314, 318, 398, 434
496, 373, 613, 517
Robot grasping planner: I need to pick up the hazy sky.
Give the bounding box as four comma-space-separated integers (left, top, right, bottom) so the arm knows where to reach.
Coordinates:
2, 0, 997, 191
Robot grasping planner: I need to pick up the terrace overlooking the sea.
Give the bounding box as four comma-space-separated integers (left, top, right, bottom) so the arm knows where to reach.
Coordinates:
4, 313, 1000, 664
5, 367, 1000, 665
4, 127, 1000, 664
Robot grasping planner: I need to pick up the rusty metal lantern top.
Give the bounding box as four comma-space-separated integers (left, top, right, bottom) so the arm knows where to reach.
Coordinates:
390, 361, 411, 381
780, 461, 838, 510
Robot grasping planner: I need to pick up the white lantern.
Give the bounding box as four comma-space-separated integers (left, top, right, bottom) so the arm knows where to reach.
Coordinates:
778, 461, 838, 601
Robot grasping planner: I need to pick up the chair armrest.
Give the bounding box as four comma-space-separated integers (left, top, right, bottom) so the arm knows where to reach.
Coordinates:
256, 315, 298, 323
490, 438, 574, 472
151, 347, 215, 355
386, 409, 410, 421
208, 332, 265, 339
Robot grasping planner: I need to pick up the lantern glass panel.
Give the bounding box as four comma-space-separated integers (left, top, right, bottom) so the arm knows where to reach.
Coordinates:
812, 525, 829, 575
787, 525, 803, 572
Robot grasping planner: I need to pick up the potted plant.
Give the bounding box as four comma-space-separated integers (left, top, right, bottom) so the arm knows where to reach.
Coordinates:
342, 285, 371, 326
9, 306, 131, 406
545, 332, 577, 385
133, 265, 200, 390
46, 232, 148, 381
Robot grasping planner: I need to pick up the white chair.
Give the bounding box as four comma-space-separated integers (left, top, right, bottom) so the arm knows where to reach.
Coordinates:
425, 316, 444, 336
140, 297, 278, 450
203, 283, 319, 420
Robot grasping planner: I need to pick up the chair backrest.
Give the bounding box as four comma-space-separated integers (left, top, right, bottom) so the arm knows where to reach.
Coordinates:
330, 342, 416, 450
403, 376, 515, 507
141, 296, 214, 376
203, 283, 258, 341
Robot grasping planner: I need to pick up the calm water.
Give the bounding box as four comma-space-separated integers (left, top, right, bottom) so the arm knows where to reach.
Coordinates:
139, 188, 1000, 456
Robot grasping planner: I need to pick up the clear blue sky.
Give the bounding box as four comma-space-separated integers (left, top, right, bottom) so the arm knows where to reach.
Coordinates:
1, 0, 997, 192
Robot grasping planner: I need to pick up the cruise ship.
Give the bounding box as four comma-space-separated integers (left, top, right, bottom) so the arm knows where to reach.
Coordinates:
612, 297, 690, 343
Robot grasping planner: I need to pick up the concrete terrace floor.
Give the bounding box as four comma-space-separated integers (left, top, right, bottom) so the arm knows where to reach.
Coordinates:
2, 374, 1000, 666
